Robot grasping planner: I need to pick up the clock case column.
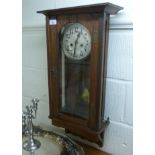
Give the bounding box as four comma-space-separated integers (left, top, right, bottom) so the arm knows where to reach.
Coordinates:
37, 3, 123, 146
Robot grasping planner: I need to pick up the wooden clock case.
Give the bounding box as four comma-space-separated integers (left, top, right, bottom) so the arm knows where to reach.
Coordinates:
38, 3, 123, 146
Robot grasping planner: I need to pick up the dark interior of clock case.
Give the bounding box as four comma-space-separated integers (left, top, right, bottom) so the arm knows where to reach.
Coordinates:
58, 54, 90, 119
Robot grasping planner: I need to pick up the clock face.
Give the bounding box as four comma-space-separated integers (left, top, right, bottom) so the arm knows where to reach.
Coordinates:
61, 23, 91, 60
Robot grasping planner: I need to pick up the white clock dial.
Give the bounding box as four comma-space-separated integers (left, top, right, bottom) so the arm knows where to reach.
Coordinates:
61, 23, 91, 60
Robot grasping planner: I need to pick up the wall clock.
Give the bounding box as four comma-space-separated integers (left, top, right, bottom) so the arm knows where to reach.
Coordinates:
38, 3, 123, 146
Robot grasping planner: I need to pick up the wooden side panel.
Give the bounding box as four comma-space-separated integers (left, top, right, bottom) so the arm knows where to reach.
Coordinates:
88, 13, 109, 131
46, 17, 60, 117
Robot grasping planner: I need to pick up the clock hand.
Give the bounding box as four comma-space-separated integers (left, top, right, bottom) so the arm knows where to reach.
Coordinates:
74, 33, 81, 56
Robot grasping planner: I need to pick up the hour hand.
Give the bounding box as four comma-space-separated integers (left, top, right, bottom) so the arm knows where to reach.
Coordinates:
74, 33, 81, 55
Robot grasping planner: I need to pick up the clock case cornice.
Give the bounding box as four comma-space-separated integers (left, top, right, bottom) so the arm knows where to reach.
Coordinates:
37, 3, 123, 16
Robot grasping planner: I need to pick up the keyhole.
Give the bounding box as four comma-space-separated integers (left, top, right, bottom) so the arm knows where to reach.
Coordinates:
80, 44, 83, 47
70, 43, 73, 47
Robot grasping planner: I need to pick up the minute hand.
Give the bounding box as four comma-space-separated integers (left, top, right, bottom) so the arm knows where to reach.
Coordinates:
74, 33, 81, 56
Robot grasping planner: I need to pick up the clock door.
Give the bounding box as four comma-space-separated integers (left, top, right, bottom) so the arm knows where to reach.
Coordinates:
46, 14, 96, 120
47, 13, 103, 127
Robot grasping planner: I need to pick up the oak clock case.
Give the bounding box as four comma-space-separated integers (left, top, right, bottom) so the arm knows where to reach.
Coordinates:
37, 3, 123, 146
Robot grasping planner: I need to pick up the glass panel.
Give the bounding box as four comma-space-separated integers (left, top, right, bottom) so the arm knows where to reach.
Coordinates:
59, 52, 90, 119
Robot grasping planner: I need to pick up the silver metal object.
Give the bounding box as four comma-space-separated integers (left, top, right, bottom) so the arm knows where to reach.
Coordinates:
22, 98, 41, 152
22, 98, 85, 155
22, 126, 85, 155
31, 98, 39, 118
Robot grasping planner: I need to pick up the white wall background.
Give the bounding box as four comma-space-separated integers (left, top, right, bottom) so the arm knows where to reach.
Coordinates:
22, 0, 133, 155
